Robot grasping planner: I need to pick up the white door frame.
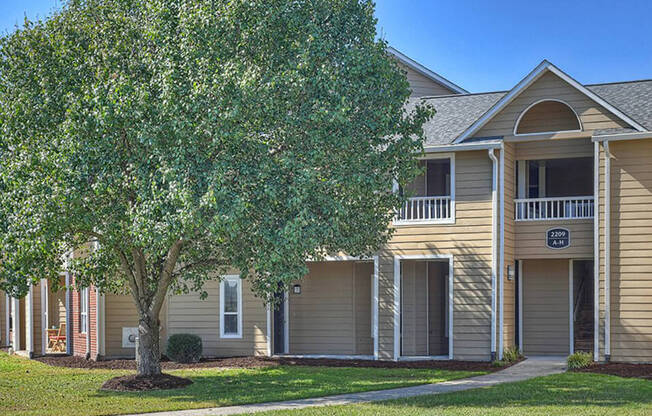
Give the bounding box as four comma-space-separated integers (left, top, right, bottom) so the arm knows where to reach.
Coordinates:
393, 254, 454, 360
41, 280, 49, 355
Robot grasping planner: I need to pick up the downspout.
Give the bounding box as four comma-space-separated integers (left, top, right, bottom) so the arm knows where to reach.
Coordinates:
593, 141, 600, 362
603, 141, 611, 362
498, 145, 505, 360
488, 149, 498, 361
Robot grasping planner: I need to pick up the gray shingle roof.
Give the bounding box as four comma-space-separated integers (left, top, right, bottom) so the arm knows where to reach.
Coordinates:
587, 80, 652, 131
412, 79, 652, 145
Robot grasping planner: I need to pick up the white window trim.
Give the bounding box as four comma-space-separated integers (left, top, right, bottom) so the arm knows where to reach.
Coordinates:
220, 275, 243, 339
513, 99, 583, 137
80, 288, 89, 334
393, 152, 456, 226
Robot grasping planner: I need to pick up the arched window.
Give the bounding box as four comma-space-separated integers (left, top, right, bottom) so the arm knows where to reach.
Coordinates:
514, 99, 582, 135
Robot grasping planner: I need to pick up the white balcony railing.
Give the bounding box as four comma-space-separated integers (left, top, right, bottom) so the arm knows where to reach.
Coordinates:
515, 196, 594, 221
396, 196, 452, 223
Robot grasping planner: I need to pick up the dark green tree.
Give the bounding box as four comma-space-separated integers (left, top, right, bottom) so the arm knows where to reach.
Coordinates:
0, 0, 430, 376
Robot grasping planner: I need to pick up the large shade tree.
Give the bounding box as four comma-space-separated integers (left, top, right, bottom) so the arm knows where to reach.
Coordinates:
0, 0, 430, 376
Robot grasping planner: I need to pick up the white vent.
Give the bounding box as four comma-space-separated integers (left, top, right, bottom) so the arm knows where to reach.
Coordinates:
122, 327, 138, 348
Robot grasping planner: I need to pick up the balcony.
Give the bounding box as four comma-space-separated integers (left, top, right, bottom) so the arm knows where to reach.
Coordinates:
515, 157, 593, 222
515, 196, 594, 221
396, 196, 453, 223
394, 156, 454, 225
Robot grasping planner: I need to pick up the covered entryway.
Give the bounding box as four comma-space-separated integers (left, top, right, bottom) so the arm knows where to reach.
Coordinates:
520, 259, 593, 356
272, 259, 376, 358
395, 255, 452, 360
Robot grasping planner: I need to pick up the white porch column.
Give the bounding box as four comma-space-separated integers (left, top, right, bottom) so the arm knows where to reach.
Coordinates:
4, 295, 10, 346
25, 285, 34, 356
11, 297, 20, 350
41, 281, 49, 355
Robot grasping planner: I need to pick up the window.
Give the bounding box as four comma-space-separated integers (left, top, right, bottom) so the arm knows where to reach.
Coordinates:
220, 276, 242, 338
79, 288, 89, 334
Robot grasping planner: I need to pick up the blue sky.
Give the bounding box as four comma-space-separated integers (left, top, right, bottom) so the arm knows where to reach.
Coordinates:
2, 0, 651, 92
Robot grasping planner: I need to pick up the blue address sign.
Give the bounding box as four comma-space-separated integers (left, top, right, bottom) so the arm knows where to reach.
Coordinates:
546, 228, 570, 249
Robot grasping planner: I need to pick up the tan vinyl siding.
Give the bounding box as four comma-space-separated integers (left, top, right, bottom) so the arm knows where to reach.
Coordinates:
401, 260, 428, 356
380, 150, 494, 361
600, 139, 652, 362
104, 293, 140, 358
396, 62, 458, 98
289, 261, 372, 355
168, 278, 267, 358
522, 259, 570, 355
516, 100, 581, 134
515, 220, 593, 259
476, 71, 629, 138
502, 143, 516, 349
354, 262, 373, 355
514, 138, 593, 160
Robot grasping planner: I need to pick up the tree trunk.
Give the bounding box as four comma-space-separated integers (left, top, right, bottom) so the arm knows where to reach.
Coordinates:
136, 313, 161, 376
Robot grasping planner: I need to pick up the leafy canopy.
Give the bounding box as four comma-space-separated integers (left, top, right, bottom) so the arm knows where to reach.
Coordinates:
0, 0, 430, 305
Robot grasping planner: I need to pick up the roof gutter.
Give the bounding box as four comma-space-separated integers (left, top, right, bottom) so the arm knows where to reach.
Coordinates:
424, 142, 502, 153
592, 131, 652, 142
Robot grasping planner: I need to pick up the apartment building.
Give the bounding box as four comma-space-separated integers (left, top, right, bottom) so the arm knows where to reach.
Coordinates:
2, 48, 651, 363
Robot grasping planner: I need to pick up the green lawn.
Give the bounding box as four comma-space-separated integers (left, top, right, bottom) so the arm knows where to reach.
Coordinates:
261, 372, 652, 416
0, 352, 483, 416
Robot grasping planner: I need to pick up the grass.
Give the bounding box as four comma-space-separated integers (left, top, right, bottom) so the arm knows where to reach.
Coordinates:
0, 352, 483, 416
260, 372, 652, 416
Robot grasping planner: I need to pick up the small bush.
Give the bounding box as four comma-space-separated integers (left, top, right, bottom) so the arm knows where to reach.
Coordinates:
503, 346, 523, 363
166, 334, 202, 363
567, 351, 592, 369
491, 346, 523, 367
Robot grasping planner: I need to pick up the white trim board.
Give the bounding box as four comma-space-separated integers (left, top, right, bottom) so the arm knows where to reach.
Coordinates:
454, 60, 645, 144
393, 254, 454, 361
387, 47, 468, 94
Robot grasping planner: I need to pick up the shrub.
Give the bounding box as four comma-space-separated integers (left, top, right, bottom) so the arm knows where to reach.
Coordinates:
491, 346, 523, 367
503, 346, 523, 363
567, 351, 592, 369
166, 334, 203, 363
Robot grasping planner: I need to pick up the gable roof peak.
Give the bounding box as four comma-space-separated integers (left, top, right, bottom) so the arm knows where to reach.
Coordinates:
387, 46, 468, 95
453, 60, 646, 143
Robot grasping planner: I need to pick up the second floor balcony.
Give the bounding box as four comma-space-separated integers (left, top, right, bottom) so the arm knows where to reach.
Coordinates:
515, 157, 594, 221
395, 156, 454, 225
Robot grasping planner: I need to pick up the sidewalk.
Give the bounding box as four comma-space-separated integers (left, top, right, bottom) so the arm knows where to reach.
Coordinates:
123, 357, 567, 416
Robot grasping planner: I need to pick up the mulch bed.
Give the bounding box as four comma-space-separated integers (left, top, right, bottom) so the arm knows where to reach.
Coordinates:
35, 354, 505, 372
101, 373, 193, 391
573, 363, 652, 380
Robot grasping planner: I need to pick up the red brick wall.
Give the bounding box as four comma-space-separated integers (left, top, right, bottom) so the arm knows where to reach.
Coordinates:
70, 277, 99, 359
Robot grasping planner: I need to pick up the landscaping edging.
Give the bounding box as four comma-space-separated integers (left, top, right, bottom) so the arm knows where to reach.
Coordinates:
35, 355, 505, 372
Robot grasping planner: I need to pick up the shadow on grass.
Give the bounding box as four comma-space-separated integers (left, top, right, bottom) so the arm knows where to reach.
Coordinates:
92, 365, 480, 408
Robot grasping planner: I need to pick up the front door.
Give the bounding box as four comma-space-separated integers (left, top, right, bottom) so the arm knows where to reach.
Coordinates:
522, 259, 570, 355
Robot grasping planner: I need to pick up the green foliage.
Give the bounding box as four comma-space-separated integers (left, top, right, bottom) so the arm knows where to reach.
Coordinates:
0, 0, 430, 306
166, 334, 203, 363
492, 346, 523, 367
567, 351, 593, 369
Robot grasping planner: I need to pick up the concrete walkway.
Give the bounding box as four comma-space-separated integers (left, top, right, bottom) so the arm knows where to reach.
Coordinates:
124, 357, 567, 416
